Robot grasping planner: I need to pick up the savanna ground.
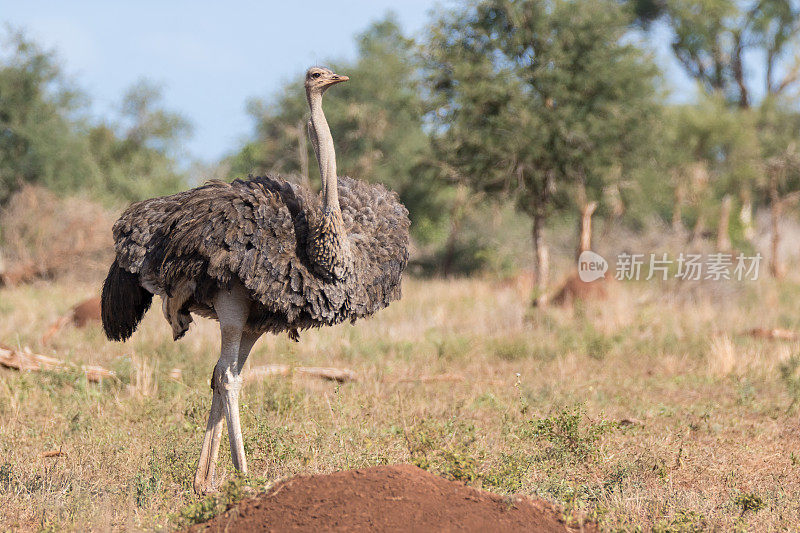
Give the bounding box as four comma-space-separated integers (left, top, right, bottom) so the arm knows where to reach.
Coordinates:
1, 274, 800, 531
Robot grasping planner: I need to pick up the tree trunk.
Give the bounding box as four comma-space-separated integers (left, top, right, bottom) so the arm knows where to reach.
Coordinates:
769, 170, 785, 279
739, 190, 754, 242
732, 32, 750, 108
533, 213, 550, 308
577, 201, 598, 260
441, 214, 463, 278
672, 181, 684, 233
716, 194, 732, 252
690, 214, 706, 247
441, 185, 468, 277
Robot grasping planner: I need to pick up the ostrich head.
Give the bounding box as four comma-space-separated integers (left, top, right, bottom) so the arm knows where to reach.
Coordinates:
304, 67, 349, 94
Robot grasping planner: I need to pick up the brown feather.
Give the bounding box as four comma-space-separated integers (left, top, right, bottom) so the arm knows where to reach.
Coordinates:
103, 174, 409, 339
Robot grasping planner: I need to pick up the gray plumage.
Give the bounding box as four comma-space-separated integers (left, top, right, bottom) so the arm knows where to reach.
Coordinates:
103, 173, 409, 340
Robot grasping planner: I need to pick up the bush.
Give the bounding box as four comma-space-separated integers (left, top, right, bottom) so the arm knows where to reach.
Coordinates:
0, 185, 115, 285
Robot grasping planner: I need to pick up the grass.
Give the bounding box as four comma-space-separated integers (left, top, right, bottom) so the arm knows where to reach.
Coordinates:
1, 275, 800, 530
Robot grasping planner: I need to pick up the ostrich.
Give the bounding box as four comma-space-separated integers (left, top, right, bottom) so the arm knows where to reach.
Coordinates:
101, 67, 410, 494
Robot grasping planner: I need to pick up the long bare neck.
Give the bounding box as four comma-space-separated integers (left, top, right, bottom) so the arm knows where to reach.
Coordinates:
307, 90, 339, 211
304, 85, 352, 281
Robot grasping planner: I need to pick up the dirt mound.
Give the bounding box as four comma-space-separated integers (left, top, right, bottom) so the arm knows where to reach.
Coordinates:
41, 297, 103, 344
189, 465, 595, 532
550, 272, 610, 306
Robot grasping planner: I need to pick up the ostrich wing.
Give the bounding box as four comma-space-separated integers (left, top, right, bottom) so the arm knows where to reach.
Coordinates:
111, 174, 409, 334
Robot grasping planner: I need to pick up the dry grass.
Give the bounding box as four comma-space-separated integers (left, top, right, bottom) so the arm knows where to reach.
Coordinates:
0, 186, 116, 285
1, 275, 800, 530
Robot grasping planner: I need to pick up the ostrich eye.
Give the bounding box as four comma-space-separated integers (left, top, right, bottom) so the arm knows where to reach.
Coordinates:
312, 72, 321, 79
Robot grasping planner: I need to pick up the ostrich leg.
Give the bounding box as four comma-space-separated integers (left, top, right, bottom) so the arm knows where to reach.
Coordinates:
193, 329, 260, 494
193, 283, 258, 494
194, 378, 225, 494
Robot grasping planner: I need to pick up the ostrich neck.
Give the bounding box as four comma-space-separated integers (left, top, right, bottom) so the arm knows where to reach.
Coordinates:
308, 92, 339, 211
305, 87, 352, 281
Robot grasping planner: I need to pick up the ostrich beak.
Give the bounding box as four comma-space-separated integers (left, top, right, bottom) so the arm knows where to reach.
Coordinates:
327, 74, 349, 86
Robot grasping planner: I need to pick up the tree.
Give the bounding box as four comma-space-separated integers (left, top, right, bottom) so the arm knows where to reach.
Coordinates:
661, 95, 761, 240
0, 29, 191, 205
630, 0, 800, 108
425, 0, 659, 304
228, 16, 448, 245
0, 30, 93, 202
756, 99, 800, 275
631, 1, 800, 256
88, 80, 192, 202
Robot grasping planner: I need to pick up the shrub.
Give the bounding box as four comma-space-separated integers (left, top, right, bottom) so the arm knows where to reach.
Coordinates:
0, 185, 115, 285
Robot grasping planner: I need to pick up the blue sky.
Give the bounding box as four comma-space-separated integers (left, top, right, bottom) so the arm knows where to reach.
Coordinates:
1, 1, 693, 165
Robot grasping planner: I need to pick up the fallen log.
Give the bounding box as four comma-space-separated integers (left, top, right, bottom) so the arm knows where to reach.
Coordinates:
247, 364, 356, 383
0, 344, 115, 383
747, 328, 798, 341
389, 373, 465, 384
83, 364, 116, 382
0, 344, 62, 371
41, 447, 65, 458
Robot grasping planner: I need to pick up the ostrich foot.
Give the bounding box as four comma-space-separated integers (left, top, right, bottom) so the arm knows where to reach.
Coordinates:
194, 470, 227, 495
194, 377, 225, 495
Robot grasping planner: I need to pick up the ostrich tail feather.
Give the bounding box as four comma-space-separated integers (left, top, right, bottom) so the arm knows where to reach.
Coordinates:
101, 259, 152, 341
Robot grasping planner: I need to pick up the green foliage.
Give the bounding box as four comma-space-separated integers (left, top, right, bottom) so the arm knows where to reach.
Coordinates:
648, 93, 800, 235
86, 80, 191, 202
133, 451, 162, 508
481, 453, 530, 492
178, 494, 221, 526
733, 492, 765, 514
425, 0, 660, 226
630, 0, 800, 108
668, 97, 761, 190
405, 418, 529, 489
228, 15, 448, 246
177, 476, 251, 526
520, 406, 617, 463
437, 450, 480, 482
0, 29, 189, 205
491, 337, 531, 362
0, 30, 93, 202
757, 99, 800, 196
404, 406, 617, 497
779, 355, 800, 411
404, 418, 481, 482
627, 0, 800, 238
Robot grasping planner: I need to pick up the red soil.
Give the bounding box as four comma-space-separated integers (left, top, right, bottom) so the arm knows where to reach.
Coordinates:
40, 297, 103, 345
69, 297, 102, 327
550, 273, 610, 306
189, 464, 596, 532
